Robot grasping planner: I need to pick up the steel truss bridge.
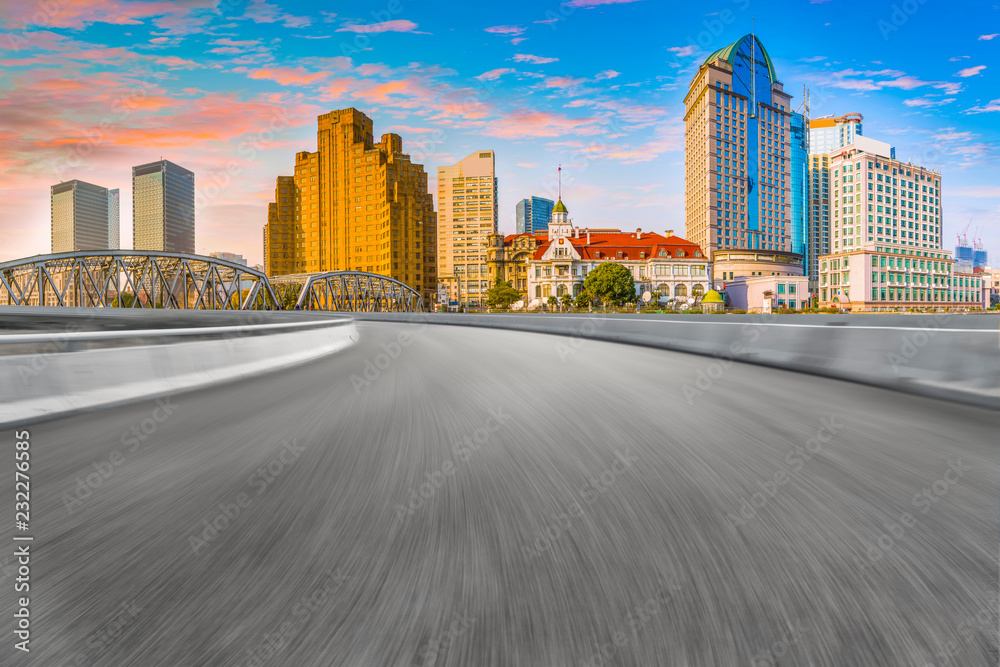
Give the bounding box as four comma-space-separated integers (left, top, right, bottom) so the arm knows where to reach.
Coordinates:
0, 252, 425, 312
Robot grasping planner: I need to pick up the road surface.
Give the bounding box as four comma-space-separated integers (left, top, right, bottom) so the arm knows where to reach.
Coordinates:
4, 321, 997, 666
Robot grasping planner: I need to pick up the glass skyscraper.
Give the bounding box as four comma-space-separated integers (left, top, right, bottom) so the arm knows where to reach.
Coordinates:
50, 179, 116, 253
132, 159, 195, 253
516, 196, 555, 234
789, 113, 809, 273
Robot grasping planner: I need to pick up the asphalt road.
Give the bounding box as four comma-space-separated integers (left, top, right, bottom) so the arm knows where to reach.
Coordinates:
3, 322, 997, 666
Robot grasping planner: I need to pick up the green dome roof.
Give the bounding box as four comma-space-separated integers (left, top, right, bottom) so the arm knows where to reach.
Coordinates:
701, 289, 725, 303
552, 199, 568, 213
702, 34, 778, 83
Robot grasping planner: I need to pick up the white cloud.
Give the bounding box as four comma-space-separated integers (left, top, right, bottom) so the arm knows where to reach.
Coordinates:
978, 33, 998, 40
965, 98, 1000, 114
956, 65, 986, 78
595, 70, 620, 80
667, 45, 697, 57
512, 53, 558, 64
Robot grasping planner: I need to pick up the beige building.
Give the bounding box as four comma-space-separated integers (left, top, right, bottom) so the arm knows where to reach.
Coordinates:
684, 34, 795, 263
437, 150, 497, 308
524, 200, 710, 306
51, 179, 117, 253
263, 108, 437, 304
132, 160, 194, 253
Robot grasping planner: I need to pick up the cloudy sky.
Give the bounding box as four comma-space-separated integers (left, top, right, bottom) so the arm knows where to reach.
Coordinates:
1, 0, 997, 265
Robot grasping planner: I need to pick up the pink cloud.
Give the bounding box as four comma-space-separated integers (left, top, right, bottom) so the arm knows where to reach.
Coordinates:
336, 20, 425, 34
512, 53, 558, 64
564, 0, 645, 6
480, 110, 603, 138
156, 56, 201, 70
248, 67, 331, 86
484, 25, 526, 35
956, 65, 986, 78
477, 68, 516, 81
242, 0, 311, 28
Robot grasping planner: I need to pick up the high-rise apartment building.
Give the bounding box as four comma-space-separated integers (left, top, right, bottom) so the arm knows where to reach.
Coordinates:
108, 188, 120, 249
814, 139, 969, 311
263, 108, 437, 303
50, 179, 116, 253
515, 196, 554, 234
807, 113, 880, 290
809, 113, 864, 155
132, 160, 195, 253
683, 34, 803, 271
437, 150, 497, 308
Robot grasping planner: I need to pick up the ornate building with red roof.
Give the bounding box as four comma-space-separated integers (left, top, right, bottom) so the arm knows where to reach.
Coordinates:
486, 199, 712, 307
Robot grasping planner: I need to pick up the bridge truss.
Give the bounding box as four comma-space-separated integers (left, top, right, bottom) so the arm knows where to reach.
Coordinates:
0, 252, 425, 312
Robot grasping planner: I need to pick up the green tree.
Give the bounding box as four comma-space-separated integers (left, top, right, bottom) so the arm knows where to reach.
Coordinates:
574, 290, 592, 309
583, 262, 637, 307
546, 295, 558, 310
486, 278, 520, 309
560, 293, 573, 310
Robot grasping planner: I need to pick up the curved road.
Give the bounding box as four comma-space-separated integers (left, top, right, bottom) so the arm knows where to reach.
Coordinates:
4, 322, 997, 666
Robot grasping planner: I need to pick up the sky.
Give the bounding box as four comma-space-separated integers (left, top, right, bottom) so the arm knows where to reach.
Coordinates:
0, 0, 997, 267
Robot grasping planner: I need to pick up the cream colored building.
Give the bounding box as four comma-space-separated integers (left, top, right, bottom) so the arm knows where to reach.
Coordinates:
524, 200, 711, 305
263, 108, 437, 304
437, 150, 497, 308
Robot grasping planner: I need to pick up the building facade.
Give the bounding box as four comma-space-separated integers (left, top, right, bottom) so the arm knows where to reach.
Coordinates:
815, 138, 959, 311
437, 150, 497, 308
724, 275, 811, 312
108, 188, 120, 250
132, 160, 195, 253
262, 108, 437, 304
807, 117, 889, 292
523, 200, 711, 305
818, 249, 986, 311
684, 34, 802, 267
485, 232, 542, 303
51, 179, 116, 253
515, 196, 555, 234
809, 113, 864, 155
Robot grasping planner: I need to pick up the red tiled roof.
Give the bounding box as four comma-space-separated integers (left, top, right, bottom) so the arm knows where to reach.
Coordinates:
532, 230, 704, 261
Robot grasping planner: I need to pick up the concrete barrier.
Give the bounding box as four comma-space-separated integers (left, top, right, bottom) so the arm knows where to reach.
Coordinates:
353, 312, 1000, 409
0, 308, 359, 428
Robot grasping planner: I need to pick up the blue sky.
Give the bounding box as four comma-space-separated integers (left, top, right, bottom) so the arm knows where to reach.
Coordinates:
0, 0, 997, 265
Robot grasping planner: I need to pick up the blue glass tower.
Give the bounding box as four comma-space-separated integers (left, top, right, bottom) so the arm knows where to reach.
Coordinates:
789, 112, 809, 273
516, 196, 555, 234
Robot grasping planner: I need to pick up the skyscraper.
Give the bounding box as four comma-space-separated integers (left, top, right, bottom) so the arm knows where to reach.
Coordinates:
809, 113, 864, 155
108, 188, 120, 250
516, 196, 555, 234
683, 33, 804, 281
437, 150, 497, 308
263, 109, 437, 303
807, 114, 892, 291
132, 160, 195, 253
50, 179, 115, 253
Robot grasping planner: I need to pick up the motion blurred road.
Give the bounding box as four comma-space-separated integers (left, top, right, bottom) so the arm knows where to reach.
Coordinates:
4, 322, 997, 666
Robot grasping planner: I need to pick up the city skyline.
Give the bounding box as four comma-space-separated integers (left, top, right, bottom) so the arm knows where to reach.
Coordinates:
1, 0, 997, 266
